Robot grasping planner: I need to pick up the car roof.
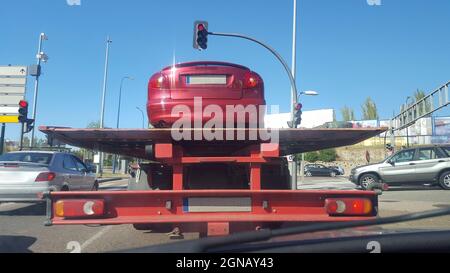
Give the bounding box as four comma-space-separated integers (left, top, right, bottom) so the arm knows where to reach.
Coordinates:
162, 61, 250, 71
7, 151, 64, 155
407, 145, 450, 150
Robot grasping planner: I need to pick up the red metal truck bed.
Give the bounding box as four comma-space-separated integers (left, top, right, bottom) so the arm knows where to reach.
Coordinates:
39, 127, 386, 158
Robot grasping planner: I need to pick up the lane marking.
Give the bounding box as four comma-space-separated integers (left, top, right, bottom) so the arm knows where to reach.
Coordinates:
80, 225, 114, 252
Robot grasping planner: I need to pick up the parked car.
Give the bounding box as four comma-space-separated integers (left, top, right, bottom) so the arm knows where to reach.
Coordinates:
85, 162, 97, 173
0, 151, 98, 202
147, 61, 265, 128
329, 165, 345, 175
349, 145, 450, 190
304, 164, 340, 177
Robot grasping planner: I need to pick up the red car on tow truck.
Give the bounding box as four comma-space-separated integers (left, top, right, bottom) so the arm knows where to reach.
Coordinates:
147, 61, 265, 128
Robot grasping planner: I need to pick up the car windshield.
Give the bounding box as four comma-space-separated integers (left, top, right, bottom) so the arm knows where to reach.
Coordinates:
0, 153, 53, 165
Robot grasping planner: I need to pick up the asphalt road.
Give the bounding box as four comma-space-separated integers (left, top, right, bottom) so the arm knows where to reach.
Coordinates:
1, 177, 449, 253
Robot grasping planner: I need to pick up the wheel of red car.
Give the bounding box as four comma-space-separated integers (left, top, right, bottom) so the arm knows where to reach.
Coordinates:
439, 171, 450, 190
359, 174, 378, 190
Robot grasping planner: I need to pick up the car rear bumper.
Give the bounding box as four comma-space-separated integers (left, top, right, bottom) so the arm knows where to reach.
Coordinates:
0, 185, 52, 202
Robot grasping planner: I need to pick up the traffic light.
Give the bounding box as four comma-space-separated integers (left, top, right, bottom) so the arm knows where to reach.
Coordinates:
18, 100, 29, 123
293, 103, 303, 128
193, 21, 209, 50
24, 119, 35, 134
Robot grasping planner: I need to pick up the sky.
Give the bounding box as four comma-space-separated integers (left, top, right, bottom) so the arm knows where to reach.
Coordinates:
1, 0, 450, 141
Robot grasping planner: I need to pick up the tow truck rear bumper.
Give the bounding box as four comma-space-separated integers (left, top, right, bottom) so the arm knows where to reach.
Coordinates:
43, 190, 378, 235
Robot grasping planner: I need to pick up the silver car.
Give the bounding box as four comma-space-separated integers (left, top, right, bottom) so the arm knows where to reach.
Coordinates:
350, 145, 450, 190
0, 151, 98, 202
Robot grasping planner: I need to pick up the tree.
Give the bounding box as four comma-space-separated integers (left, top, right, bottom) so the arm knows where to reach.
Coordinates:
413, 89, 432, 116
341, 106, 355, 121
87, 121, 101, 129
318, 149, 337, 162
361, 97, 379, 120
304, 152, 319, 163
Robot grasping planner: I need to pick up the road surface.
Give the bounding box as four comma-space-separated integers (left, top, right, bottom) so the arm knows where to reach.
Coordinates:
1, 177, 449, 253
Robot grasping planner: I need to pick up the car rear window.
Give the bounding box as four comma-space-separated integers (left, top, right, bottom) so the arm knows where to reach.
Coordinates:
0, 153, 53, 165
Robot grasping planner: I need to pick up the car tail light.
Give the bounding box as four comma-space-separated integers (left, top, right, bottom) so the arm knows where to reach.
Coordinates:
149, 73, 169, 89
325, 198, 372, 216
54, 199, 105, 218
35, 172, 56, 182
243, 72, 259, 89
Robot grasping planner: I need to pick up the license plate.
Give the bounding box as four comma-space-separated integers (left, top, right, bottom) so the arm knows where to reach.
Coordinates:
183, 197, 252, 213
186, 75, 227, 85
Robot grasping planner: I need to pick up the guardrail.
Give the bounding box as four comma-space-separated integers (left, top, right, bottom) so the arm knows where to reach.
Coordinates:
392, 81, 450, 131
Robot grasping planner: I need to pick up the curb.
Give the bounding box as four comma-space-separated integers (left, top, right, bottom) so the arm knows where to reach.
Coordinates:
97, 177, 127, 184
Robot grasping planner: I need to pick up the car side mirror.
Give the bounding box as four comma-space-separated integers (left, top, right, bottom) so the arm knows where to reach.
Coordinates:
388, 160, 395, 166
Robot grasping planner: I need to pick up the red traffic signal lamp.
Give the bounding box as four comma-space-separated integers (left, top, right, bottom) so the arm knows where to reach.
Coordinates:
193, 21, 209, 50
18, 100, 29, 123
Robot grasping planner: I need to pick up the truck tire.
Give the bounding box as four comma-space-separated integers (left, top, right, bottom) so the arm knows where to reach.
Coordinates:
145, 145, 155, 160
439, 171, 450, 190
359, 173, 379, 190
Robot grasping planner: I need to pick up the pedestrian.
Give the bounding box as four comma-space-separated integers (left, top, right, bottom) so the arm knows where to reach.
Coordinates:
365, 150, 371, 164
386, 144, 394, 157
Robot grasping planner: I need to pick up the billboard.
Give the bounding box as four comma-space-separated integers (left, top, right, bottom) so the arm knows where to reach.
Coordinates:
434, 117, 450, 136
349, 120, 378, 128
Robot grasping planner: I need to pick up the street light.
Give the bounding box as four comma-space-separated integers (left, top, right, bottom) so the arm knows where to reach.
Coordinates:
116, 76, 134, 129
300, 90, 319, 96
112, 76, 134, 173
136, 107, 145, 129
30, 33, 49, 148
98, 36, 112, 176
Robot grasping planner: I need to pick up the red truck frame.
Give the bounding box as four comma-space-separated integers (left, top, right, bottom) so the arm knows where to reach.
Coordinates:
42, 141, 379, 237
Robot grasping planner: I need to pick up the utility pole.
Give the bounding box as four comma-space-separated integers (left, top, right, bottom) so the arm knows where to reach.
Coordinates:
0, 123, 5, 155
30, 33, 48, 148
291, 0, 298, 189
98, 36, 112, 176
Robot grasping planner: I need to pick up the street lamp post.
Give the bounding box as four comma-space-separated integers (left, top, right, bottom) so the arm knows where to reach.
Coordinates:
30, 33, 49, 148
136, 107, 145, 129
112, 76, 134, 173
290, 0, 298, 190
98, 36, 112, 176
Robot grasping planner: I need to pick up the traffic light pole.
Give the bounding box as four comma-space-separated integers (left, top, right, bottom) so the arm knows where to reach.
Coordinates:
207, 31, 300, 189
0, 123, 5, 155
208, 31, 299, 127
19, 123, 25, 151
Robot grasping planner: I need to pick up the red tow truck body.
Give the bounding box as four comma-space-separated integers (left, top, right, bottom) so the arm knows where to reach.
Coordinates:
40, 127, 385, 237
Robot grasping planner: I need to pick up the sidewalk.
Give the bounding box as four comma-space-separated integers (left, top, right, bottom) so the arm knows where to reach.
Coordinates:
296, 176, 357, 190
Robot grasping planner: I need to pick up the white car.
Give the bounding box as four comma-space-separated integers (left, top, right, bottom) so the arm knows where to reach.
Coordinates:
0, 151, 98, 202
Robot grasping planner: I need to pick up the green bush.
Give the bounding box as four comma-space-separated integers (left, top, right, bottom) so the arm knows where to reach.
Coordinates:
318, 149, 337, 162
304, 152, 319, 163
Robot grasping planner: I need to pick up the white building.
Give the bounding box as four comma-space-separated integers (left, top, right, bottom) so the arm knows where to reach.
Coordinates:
264, 109, 335, 129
